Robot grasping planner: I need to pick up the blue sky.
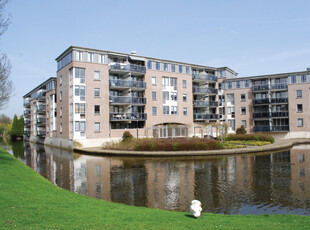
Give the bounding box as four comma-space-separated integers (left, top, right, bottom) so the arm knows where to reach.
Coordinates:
1, 0, 310, 118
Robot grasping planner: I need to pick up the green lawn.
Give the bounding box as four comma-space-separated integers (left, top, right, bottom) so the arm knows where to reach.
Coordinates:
1, 147, 310, 229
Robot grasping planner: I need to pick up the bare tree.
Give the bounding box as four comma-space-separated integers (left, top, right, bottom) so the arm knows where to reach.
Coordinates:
0, 0, 11, 110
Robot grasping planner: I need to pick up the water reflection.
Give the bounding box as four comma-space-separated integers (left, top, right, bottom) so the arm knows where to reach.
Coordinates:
4, 141, 310, 215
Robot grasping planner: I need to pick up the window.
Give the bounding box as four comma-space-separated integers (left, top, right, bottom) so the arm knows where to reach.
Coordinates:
228, 119, 235, 131
241, 94, 246, 101
228, 82, 232, 89
147, 61, 152, 69
152, 106, 157, 115
75, 103, 85, 114
94, 71, 100, 80
163, 91, 169, 102
171, 64, 175, 72
245, 80, 250, 88
94, 88, 100, 97
297, 118, 304, 127
89, 52, 94, 62
227, 94, 234, 103
94, 122, 100, 132
94, 105, 100, 114
170, 92, 177, 101
100, 54, 105, 64
60, 75, 62, 85
183, 94, 187, 102
236, 81, 240, 88
179, 65, 183, 73
164, 63, 168, 71
162, 77, 169, 88
302, 74, 307, 83
186, 66, 190, 74
152, 91, 157, 100
75, 121, 80, 131
227, 107, 235, 115
75, 68, 85, 83
241, 107, 246, 115
291, 75, 296, 83
80, 121, 85, 132
170, 77, 177, 90
163, 106, 169, 115
60, 123, 62, 133
171, 106, 178, 114
297, 104, 303, 112
297, 90, 302, 98
156, 62, 160, 70
152, 77, 156, 85
183, 80, 187, 88
60, 91, 62, 101
77, 51, 83, 61
183, 107, 188, 116
60, 107, 62, 117
241, 120, 247, 128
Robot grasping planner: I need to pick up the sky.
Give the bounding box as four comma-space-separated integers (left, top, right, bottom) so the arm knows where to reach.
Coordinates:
1, 0, 310, 118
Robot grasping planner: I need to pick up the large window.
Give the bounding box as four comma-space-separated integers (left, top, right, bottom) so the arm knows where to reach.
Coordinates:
163, 106, 169, 115
170, 92, 177, 101
75, 103, 85, 114
227, 94, 234, 103
171, 106, 178, 114
75, 68, 85, 83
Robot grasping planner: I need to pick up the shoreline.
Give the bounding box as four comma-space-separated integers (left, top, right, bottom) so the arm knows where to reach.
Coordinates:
74, 138, 310, 157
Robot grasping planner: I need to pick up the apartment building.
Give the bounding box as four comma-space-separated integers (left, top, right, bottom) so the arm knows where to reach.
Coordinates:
23, 46, 310, 148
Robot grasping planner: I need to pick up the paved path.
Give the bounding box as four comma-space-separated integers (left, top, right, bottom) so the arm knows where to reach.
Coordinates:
74, 138, 310, 157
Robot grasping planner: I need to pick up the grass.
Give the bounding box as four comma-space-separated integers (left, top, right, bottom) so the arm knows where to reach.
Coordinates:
1, 147, 310, 229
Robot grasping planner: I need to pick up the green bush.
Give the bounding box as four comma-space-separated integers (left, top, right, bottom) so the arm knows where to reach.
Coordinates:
122, 131, 133, 142
172, 142, 178, 151
225, 134, 274, 143
236, 126, 247, 134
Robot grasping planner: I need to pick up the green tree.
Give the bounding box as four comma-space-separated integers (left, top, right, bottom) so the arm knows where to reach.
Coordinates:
17, 115, 24, 137
10, 114, 18, 140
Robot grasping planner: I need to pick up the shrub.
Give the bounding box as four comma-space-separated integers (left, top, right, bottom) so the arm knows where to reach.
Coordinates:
236, 126, 247, 134
225, 134, 274, 143
122, 131, 133, 142
172, 142, 178, 151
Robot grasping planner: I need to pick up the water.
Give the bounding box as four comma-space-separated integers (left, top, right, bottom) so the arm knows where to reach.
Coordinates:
2, 139, 310, 215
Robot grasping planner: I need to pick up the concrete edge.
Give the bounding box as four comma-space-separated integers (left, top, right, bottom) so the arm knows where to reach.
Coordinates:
74, 139, 310, 157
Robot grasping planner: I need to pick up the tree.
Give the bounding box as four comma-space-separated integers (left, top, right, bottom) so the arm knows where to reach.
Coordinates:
0, 113, 11, 124
17, 115, 24, 137
0, 0, 12, 110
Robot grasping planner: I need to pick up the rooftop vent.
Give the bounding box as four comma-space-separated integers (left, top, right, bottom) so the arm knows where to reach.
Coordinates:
131, 51, 137, 55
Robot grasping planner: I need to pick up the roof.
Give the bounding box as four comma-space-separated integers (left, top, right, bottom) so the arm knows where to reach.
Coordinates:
23, 77, 57, 98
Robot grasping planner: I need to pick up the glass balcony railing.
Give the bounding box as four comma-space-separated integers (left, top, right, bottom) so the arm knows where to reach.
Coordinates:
37, 105, 46, 111
109, 96, 146, 105
254, 125, 289, 132
253, 98, 270, 105
110, 113, 147, 121
270, 97, 288, 104
192, 73, 217, 82
193, 100, 218, 107
109, 63, 146, 73
252, 85, 270, 91
270, 83, 288, 90
272, 125, 289, 131
193, 86, 218, 94
194, 114, 219, 120
253, 112, 270, 118
271, 111, 289, 117
109, 79, 146, 89
253, 111, 289, 118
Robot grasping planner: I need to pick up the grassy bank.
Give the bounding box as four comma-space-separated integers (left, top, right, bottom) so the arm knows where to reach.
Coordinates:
1, 148, 310, 229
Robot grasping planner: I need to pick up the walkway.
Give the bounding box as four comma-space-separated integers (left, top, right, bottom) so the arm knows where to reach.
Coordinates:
74, 139, 310, 157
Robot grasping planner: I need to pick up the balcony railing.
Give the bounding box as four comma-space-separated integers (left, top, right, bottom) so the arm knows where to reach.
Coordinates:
253, 111, 289, 118
37, 117, 46, 124
192, 73, 217, 82
37, 105, 46, 111
194, 113, 219, 120
271, 111, 289, 117
37, 130, 46, 136
110, 113, 147, 121
193, 100, 218, 107
109, 96, 146, 105
109, 63, 146, 73
252, 85, 270, 91
193, 86, 218, 94
270, 97, 288, 104
254, 125, 289, 132
253, 98, 270, 105
109, 79, 146, 89
253, 112, 270, 118
270, 83, 288, 90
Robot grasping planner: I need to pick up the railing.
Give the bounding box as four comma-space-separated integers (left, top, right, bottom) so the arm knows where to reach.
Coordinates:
193, 100, 218, 107
253, 98, 270, 105
254, 125, 289, 132
109, 63, 146, 73
192, 73, 217, 82
194, 114, 219, 120
193, 86, 218, 94
270, 97, 288, 104
252, 85, 270, 91
271, 111, 289, 117
37, 130, 46, 136
37, 117, 46, 124
253, 111, 289, 118
109, 96, 146, 105
37, 105, 46, 111
109, 79, 146, 89
270, 83, 288, 90
254, 126, 271, 132
110, 113, 147, 121
23, 99, 30, 106
253, 112, 270, 118
272, 125, 289, 131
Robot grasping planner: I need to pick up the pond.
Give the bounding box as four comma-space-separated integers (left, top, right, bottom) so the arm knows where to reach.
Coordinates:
1, 139, 310, 215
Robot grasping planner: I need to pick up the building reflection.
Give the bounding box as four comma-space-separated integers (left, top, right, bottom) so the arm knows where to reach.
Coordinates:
22, 142, 310, 214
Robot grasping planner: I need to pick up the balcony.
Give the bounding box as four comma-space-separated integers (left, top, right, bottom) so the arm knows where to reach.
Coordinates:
192, 73, 217, 82
270, 97, 288, 104
37, 117, 46, 124
193, 100, 218, 107
24, 130, 31, 136
37, 130, 46, 136
193, 86, 218, 95
37, 104, 46, 112
271, 111, 289, 117
252, 85, 270, 91
109, 63, 146, 74
109, 96, 146, 105
109, 79, 146, 90
24, 110, 31, 117
253, 112, 270, 118
110, 113, 147, 121
253, 98, 270, 105
194, 113, 219, 120
254, 126, 271, 132
270, 83, 288, 90
24, 98, 31, 107
254, 125, 289, 132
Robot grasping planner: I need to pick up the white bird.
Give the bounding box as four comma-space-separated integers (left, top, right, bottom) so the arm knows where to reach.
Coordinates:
190, 200, 202, 218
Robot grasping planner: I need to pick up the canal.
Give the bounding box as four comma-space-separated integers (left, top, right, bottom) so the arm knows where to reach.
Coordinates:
1, 140, 310, 215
